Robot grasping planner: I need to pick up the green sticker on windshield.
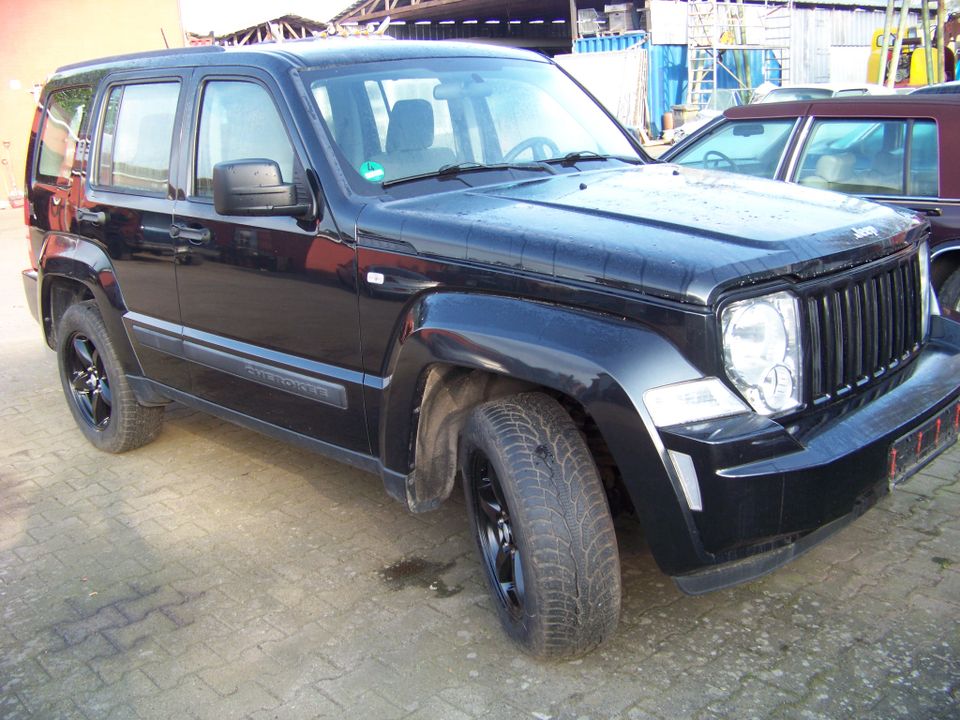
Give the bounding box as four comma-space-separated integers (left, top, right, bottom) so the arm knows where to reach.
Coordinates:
360, 161, 385, 182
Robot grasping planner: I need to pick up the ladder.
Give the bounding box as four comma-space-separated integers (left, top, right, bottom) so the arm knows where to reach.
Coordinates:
685, 0, 793, 110
687, 1, 720, 110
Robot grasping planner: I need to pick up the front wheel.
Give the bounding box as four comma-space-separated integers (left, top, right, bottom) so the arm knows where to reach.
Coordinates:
938, 267, 960, 319
460, 393, 621, 659
57, 301, 164, 453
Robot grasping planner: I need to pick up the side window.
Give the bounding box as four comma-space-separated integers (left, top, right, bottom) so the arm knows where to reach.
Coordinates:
194, 80, 294, 197
36, 87, 93, 185
795, 119, 908, 195
907, 120, 938, 197
670, 119, 795, 178
96, 82, 180, 194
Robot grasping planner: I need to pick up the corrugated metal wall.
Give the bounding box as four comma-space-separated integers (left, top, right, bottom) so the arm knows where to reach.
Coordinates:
789, 8, 918, 83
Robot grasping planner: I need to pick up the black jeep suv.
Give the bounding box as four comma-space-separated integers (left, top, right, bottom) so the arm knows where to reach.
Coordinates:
22, 39, 960, 658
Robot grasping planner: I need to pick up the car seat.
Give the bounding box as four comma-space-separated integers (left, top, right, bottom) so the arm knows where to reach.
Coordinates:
798, 153, 855, 190
370, 99, 456, 181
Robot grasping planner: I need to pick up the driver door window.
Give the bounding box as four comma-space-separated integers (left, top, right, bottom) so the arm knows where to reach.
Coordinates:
670, 119, 796, 178
194, 80, 294, 197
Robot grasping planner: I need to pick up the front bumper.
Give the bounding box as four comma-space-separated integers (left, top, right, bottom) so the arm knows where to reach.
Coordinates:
22, 269, 38, 322
663, 314, 960, 591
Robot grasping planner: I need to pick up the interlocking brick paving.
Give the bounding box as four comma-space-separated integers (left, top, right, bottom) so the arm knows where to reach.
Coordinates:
1, 210, 957, 719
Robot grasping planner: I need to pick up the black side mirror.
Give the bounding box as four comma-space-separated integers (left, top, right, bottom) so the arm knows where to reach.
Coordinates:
212, 159, 312, 218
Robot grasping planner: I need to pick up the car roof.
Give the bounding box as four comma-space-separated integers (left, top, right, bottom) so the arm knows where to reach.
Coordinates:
46, 39, 543, 88
764, 82, 889, 93
911, 80, 960, 94
725, 94, 960, 119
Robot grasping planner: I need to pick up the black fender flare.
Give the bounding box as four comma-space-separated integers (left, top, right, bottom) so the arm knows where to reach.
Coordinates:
38, 232, 144, 379
378, 291, 715, 572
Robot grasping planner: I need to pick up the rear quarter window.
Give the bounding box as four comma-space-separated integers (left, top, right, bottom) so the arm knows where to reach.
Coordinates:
36, 87, 93, 185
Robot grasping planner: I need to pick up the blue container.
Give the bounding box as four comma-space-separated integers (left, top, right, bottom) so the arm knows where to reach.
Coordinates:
574, 32, 646, 54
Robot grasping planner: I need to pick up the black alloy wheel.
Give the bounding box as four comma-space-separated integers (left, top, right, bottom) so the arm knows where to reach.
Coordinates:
56, 301, 164, 453
65, 332, 113, 429
469, 451, 525, 618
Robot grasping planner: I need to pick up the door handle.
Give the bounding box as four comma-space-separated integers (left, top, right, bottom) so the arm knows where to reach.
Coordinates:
77, 208, 107, 225
170, 224, 211, 245
910, 207, 942, 217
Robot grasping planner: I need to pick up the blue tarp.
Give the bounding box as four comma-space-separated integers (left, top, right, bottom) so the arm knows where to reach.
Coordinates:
646, 45, 780, 137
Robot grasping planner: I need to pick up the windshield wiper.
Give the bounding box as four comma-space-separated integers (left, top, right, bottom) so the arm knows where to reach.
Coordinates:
546, 151, 645, 166
381, 160, 557, 188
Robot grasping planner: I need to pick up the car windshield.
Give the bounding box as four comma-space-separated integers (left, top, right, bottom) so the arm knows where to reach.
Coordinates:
761, 88, 834, 103
302, 57, 640, 187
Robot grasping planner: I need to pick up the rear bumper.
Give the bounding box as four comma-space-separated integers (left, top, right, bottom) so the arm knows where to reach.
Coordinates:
22, 269, 38, 322
663, 314, 960, 587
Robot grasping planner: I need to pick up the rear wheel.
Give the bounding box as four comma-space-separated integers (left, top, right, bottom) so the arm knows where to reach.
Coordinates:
57, 301, 163, 452
461, 393, 621, 659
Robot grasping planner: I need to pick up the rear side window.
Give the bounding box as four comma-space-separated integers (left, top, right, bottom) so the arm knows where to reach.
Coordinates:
96, 82, 180, 194
795, 118, 938, 197
194, 80, 294, 197
36, 87, 93, 185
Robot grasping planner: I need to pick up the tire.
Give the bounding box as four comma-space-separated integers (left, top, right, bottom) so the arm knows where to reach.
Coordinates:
56, 301, 164, 453
939, 268, 960, 317
460, 392, 621, 659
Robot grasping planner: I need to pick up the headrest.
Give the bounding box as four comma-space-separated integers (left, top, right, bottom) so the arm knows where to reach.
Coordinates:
815, 153, 855, 183
386, 99, 434, 152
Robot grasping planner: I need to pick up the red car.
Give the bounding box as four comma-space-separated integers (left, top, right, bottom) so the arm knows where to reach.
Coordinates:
662, 95, 960, 315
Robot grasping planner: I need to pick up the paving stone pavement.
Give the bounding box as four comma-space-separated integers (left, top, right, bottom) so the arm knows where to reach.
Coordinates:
1, 207, 958, 720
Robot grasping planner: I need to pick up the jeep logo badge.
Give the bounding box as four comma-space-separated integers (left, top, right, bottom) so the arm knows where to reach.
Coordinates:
852, 225, 879, 240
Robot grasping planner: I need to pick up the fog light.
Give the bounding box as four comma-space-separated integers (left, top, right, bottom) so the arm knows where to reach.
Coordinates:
759, 364, 795, 412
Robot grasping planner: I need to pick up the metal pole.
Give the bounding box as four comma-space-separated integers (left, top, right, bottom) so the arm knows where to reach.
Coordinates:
922, 0, 935, 85
878, 0, 896, 85
569, 0, 579, 43
888, 0, 911, 88
937, 0, 947, 82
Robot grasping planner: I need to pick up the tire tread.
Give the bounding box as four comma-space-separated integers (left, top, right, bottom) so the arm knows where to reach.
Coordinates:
462, 392, 621, 659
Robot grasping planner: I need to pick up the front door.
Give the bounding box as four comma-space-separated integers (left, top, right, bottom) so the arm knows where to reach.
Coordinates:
172, 72, 367, 453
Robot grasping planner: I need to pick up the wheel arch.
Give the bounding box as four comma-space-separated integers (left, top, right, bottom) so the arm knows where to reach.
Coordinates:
377, 291, 712, 572
932, 241, 960, 291
38, 232, 143, 378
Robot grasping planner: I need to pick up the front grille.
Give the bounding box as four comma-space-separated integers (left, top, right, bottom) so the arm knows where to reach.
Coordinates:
803, 250, 922, 404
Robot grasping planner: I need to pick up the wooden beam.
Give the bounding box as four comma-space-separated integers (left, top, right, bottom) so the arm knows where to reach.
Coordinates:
342, 0, 554, 23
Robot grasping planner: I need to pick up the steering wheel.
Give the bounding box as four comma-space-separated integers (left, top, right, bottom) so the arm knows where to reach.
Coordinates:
504, 136, 560, 162
703, 150, 739, 172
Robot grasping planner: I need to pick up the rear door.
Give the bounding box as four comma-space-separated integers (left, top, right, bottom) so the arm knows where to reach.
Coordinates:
82, 71, 191, 390
171, 69, 367, 452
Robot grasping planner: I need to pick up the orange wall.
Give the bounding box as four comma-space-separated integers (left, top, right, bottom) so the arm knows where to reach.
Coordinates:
0, 0, 184, 199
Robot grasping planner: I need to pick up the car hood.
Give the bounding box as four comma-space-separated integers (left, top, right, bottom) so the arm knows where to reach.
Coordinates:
357, 164, 922, 305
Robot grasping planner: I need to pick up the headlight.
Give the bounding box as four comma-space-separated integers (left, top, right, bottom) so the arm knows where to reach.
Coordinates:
721, 290, 802, 415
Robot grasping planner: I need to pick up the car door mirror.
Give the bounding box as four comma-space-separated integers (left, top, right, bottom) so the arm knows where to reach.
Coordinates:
213, 159, 313, 218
